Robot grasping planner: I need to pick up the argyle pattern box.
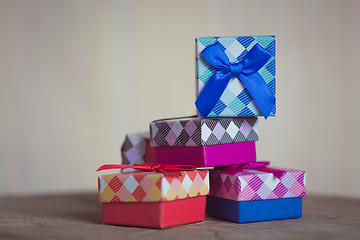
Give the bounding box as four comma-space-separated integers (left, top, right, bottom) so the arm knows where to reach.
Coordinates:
150, 117, 258, 147
121, 133, 156, 167
209, 167, 306, 201
196, 36, 276, 117
98, 170, 209, 203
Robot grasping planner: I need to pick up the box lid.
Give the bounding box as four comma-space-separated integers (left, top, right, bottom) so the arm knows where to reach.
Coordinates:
210, 167, 306, 201
98, 169, 209, 203
150, 116, 258, 147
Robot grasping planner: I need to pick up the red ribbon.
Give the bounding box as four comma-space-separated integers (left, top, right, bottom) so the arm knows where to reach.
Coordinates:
220, 161, 286, 179
96, 164, 197, 174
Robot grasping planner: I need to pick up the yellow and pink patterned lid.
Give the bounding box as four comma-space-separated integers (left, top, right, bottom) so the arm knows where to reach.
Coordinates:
98, 170, 209, 203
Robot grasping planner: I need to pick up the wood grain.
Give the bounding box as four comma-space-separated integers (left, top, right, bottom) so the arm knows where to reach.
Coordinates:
0, 193, 359, 240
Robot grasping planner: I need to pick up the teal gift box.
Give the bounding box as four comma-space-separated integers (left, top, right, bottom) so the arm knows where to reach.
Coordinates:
195, 36, 276, 118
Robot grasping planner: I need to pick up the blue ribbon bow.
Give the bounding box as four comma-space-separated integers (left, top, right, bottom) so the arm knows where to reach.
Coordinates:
195, 43, 276, 119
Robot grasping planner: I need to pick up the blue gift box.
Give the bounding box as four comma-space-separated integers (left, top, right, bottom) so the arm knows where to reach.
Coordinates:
206, 196, 302, 223
195, 36, 276, 118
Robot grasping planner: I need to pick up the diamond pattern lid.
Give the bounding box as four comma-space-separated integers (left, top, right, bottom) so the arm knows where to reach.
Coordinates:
209, 167, 306, 201
150, 116, 258, 147
98, 169, 209, 203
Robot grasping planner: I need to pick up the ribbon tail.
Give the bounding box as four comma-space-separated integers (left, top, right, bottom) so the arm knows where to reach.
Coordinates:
97, 164, 128, 172
195, 71, 231, 117
256, 167, 286, 179
239, 72, 275, 119
201, 43, 232, 69
96, 164, 152, 172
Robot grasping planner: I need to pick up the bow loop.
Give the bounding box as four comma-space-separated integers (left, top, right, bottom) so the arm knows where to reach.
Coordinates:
201, 43, 230, 69
241, 43, 272, 75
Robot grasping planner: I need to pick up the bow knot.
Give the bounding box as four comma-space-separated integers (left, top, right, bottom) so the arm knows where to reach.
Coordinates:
229, 62, 243, 77
195, 42, 276, 119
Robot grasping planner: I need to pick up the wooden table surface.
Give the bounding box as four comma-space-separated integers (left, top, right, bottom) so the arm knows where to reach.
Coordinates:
0, 193, 359, 240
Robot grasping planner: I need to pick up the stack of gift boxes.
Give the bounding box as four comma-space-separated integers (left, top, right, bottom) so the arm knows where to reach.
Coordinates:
97, 35, 307, 228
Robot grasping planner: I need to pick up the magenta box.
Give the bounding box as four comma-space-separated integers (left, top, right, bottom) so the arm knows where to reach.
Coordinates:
155, 141, 256, 167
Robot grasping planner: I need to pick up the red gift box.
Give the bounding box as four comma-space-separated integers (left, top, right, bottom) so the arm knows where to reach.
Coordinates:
97, 166, 209, 228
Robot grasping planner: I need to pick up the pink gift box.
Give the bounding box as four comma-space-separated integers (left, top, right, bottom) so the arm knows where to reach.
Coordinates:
150, 117, 258, 167
209, 167, 306, 201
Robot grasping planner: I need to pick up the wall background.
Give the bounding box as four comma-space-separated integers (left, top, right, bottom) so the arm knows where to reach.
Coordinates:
0, 0, 359, 197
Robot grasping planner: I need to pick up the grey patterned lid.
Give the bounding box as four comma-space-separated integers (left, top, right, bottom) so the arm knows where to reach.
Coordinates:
150, 116, 258, 147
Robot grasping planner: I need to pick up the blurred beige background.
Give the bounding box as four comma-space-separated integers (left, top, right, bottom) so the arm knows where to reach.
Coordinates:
0, 0, 359, 197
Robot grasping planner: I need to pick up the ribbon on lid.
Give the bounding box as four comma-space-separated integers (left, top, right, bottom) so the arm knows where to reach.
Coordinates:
220, 161, 286, 179
195, 42, 276, 119
96, 164, 197, 174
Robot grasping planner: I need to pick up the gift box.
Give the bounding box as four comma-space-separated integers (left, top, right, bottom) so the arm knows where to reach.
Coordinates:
98, 167, 209, 228
195, 36, 276, 118
121, 132, 156, 166
150, 117, 258, 167
207, 163, 306, 223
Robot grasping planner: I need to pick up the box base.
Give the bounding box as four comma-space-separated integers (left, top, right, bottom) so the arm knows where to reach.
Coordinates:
206, 196, 302, 223
144, 140, 157, 164
103, 196, 205, 229
155, 141, 256, 167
